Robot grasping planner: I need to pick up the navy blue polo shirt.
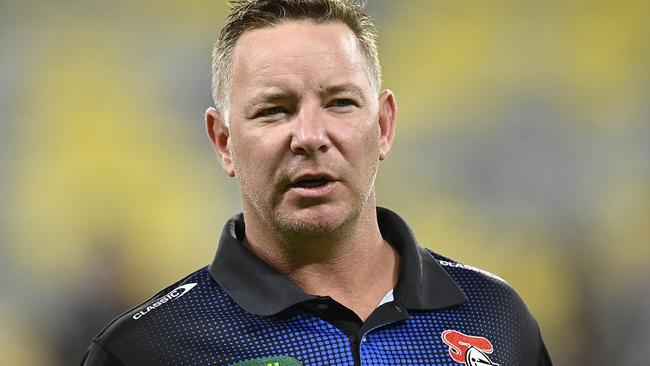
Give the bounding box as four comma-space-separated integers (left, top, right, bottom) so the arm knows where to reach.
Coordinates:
81, 207, 552, 366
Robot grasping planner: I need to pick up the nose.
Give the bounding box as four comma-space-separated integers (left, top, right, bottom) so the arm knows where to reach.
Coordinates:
290, 107, 330, 156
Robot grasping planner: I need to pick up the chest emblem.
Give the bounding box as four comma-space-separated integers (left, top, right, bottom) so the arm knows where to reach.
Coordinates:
441, 330, 499, 366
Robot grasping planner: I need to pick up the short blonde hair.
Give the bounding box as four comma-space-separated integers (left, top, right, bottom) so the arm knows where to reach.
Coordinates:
211, 0, 381, 117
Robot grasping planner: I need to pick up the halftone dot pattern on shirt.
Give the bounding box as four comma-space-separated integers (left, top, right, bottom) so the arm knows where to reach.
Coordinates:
88, 209, 549, 366
99, 255, 538, 365
127, 269, 355, 366
358, 252, 528, 366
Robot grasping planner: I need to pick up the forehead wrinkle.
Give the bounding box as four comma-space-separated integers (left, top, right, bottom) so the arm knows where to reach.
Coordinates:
250, 63, 362, 79
281, 51, 357, 60
247, 48, 365, 74
245, 60, 363, 91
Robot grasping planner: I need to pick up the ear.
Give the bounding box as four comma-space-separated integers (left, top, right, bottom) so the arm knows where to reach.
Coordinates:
377, 90, 397, 161
205, 107, 235, 177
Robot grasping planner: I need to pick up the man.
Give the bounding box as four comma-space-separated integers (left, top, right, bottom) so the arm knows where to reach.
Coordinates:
82, 1, 552, 365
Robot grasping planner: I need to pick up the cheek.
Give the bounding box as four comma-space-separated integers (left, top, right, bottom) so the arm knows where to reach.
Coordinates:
352, 119, 381, 159
230, 129, 283, 179
334, 120, 381, 183
360, 122, 382, 175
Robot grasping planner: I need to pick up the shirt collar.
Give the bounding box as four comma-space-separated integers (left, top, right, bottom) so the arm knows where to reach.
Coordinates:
208, 207, 467, 316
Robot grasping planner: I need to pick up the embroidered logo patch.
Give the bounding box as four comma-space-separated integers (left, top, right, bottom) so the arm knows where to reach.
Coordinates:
232, 356, 303, 366
441, 330, 499, 366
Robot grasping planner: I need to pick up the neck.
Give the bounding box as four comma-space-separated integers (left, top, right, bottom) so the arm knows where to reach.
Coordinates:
242, 202, 400, 321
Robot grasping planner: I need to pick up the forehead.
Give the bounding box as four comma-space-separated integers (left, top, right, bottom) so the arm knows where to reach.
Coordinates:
230, 21, 372, 95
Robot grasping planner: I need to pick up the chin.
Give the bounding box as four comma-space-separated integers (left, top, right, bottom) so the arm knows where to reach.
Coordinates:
274, 203, 353, 236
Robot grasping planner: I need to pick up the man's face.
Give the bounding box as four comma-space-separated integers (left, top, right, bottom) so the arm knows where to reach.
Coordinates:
207, 21, 396, 236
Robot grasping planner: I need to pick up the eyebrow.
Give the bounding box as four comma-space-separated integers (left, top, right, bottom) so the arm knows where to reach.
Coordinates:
319, 83, 367, 100
245, 82, 368, 109
245, 89, 293, 109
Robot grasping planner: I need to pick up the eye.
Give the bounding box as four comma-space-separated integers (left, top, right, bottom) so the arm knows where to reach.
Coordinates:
328, 99, 357, 108
255, 106, 288, 119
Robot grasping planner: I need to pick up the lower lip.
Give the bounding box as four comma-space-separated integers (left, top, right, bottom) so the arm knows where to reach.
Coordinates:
289, 181, 337, 199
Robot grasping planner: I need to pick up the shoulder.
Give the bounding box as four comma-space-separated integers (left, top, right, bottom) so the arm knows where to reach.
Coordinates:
430, 251, 509, 287
84, 266, 232, 364
427, 249, 538, 324
92, 267, 214, 345
425, 250, 552, 365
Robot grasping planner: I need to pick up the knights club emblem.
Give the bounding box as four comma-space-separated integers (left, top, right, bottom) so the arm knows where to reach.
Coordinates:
441, 330, 500, 366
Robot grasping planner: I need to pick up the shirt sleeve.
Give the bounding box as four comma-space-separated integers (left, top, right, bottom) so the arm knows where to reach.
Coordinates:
80, 341, 124, 366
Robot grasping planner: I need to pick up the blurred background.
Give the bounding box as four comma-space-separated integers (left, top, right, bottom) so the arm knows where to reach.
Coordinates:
1, 0, 648, 365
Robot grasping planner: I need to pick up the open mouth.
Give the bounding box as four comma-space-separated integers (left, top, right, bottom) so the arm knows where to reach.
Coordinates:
291, 178, 330, 189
